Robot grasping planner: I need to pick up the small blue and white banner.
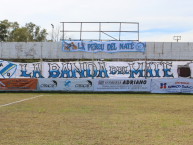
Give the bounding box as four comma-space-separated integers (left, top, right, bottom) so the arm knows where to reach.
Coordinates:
62, 41, 146, 53
151, 78, 193, 93
37, 79, 93, 91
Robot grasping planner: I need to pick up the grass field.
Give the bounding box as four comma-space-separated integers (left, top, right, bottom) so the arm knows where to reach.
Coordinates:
0, 93, 193, 145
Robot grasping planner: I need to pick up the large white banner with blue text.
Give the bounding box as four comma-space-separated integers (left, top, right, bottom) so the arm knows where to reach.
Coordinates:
1, 60, 193, 79
62, 41, 146, 53
43, 61, 193, 79
151, 78, 193, 93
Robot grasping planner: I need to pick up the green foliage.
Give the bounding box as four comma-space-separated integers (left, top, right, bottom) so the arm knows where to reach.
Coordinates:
0, 19, 48, 42
9, 27, 30, 42
0, 24, 8, 41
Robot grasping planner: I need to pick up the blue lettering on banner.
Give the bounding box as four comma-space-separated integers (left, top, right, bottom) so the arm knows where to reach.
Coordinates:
21, 70, 31, 77
168, 85, 181, 88
20, 64, 31, 77
88, 44, 104, 51
155, 69, 160, 77
86, 69, 97, 78
107, 43, 117, 51
124, 67, 129, 74
60, 70, 70, 78
146, 69, 154, 77
163, 69, 173, 77
182, 85, 193, 89
97, 70, 108, 78
48, 63, 60, 78
78, 43, 85, 50
130, 69, 143, 78
47, 62, 109, 79
0, 60, 182, 79
162, 62, 174, 78
71, 70, 77, 78
109, 66, 117, 74
72, 62, 85, 78
88, 44, 92, 50
108, 62, 174, 78
49, 70, 60, 78
62, 40, 146, 53
32, 71, 44, 78
46, 61, 175, 79
120, 43, 133, 49
76, 69, 85, 78
32, 64, 44, 78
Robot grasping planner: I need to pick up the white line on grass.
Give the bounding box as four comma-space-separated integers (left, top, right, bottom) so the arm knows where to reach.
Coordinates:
0, 95, 44, 108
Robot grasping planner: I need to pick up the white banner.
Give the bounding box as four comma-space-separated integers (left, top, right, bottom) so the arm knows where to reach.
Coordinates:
94, 79, 151, 92
43, 61, 193, 79
151, 78, 193, 93
0, 60, 43, 78
62, 41, 146, 53
1, 60, 193, 79
38, 79, 93, 91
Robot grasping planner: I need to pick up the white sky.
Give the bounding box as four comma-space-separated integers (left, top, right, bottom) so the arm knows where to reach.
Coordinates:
1, 0, 193, 42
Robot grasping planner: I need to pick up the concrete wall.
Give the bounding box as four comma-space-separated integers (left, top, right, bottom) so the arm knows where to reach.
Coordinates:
0, 42, 193, 60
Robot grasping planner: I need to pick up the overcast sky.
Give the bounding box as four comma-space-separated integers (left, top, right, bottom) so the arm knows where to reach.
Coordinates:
1, 0, 193, 42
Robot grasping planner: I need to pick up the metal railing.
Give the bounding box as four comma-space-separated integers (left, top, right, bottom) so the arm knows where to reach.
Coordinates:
60, 22, 139, 41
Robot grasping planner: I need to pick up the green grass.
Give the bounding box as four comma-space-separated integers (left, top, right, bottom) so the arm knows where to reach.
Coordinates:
0, 93, 193, 145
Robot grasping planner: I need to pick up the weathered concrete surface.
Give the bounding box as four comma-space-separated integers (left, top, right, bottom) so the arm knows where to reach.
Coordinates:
0, 42, 193, 60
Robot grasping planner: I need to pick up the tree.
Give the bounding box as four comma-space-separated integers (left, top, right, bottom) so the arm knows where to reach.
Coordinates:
25, 22, 36, 41
9, 27, 30, 42
0, 20, 48, 42
25, 22, 47, 42
0, 24, 8, 41
0, 20, 19, 41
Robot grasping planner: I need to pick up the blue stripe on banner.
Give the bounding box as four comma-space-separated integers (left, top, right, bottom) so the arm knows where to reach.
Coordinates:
0, 63, 16, 75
